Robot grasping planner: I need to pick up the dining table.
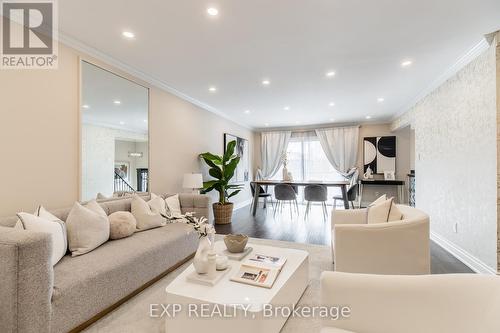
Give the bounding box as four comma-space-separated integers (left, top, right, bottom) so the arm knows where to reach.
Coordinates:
250, 179, 351, 216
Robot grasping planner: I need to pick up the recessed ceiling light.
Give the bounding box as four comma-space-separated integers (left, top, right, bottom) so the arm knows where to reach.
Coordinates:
143, 119, 148, 123
329, 118, 335, 122
208, 86, 217, 92
119, 121, 125, 125
283, 106, 290, 111
365, 116, 372, 119
113, 100, 121, 105
264, 123, 269, 127
244, 110, 251, 114
262, 79, 270, 86
82, 104, 90, 109
401, 60, 413, 67
329, 102, 335, 107
325, 71, 336, 77
122, 31, 135, 39
207, 7, 219, 16
377, 97, 384, 103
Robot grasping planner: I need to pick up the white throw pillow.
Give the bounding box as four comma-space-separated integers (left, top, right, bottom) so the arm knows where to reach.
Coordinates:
14, 220, 24, 229
17, 207, 67, 266
149, 193, 167, 216
388, 200, 404, 221
367, 197, 393, 224
131, 195, 165, 231
66, 201, 110, 256
369, 194, 387, 207
165, 194, 182, 218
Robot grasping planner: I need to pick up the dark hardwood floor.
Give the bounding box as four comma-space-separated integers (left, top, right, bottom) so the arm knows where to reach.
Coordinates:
215, 203, 474, 274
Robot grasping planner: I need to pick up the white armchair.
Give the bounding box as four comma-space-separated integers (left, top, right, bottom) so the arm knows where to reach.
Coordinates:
331, 205, 430, 274
320, 271, 500, 333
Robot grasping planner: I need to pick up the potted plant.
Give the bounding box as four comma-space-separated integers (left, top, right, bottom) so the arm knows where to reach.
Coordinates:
199, 140, 243, 224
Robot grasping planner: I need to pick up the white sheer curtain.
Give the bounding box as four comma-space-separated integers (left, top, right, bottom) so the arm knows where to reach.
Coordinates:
260, 131, 292, 179
315, 126, 359, 175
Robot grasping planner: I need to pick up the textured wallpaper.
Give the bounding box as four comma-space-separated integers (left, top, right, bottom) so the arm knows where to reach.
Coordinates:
398, 42, 497, 271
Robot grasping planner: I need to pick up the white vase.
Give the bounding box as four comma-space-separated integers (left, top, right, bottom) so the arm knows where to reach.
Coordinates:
193, 236, 212, 274
283, 166, 289, 181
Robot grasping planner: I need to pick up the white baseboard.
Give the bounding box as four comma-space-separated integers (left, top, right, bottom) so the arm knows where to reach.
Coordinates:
430, 231, 498, 275
233, 199, 253, 211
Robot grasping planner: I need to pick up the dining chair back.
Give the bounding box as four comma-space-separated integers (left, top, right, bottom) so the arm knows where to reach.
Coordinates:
304, 184, 328, 219
274, 184, 298, 218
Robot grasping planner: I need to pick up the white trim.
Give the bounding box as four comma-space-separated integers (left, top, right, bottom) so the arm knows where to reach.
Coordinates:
393, 38, 490, 120
430, 231, 498, 275
57, 33, 254, 130
233, 199, 253, 211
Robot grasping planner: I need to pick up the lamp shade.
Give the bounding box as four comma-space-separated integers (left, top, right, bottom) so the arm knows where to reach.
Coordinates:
183, 173, 203, 189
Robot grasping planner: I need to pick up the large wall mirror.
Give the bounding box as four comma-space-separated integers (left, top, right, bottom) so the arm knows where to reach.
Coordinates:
80, 61, 149, 201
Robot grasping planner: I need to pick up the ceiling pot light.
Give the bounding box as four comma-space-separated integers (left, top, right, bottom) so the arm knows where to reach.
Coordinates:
283, 106, 290, 111
209, 86, 217, 92
119, 121, 125, 125
122, 31, 135, 39
143, 119, 148, 123
207, 7, 219, 16
377, 97, 384, 103
82, 104, 90, 109
329, 118, 335, 122
128, 152, 143, 158
329, 102, 335, 107
262, 79, 270, 86
325, 71, 336, 77
365, 116, 372, 120
401, 60, 413, 67
114, 100, 121, 105
244, 110, 251, 114
264, 123, 269, 127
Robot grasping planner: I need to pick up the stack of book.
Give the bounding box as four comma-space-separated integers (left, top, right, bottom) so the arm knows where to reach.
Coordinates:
230, 253, 287, 289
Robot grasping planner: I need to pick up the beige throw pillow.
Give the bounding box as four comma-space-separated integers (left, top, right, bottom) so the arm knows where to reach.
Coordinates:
369, 194, 387, 207
149, 193, 167, 215
66, 201, 110, 256
131, 195, 165, 231
165, 194, 182, 218
388, 200, 404, 221
367, 197, 393, 224
17, 207, 67, 266
109, 211, 136, 239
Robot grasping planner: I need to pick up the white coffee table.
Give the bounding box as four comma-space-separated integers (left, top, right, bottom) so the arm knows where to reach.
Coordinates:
165, 241, 309, 333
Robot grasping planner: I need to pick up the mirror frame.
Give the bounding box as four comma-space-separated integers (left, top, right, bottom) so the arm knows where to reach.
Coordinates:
78, 58, 151, 201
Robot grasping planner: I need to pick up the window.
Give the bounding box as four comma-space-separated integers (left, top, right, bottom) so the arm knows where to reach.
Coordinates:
272, 133, 344, 202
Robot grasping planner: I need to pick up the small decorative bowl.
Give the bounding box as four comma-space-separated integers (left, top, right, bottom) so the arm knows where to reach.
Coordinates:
224, 234, 248, 253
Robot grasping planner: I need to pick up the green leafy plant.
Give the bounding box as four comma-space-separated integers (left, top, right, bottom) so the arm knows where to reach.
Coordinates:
199, 140, 243, 205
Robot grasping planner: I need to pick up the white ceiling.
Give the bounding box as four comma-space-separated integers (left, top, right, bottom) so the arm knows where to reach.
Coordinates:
60, 0, 500, 129
81, 61, 149, 134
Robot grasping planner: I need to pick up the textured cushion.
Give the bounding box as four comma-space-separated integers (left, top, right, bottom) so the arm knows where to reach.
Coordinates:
165, 194, 182, 218
109, 212, 136, 240
366, 198, 393, 224
13, 219, 24, 229
50, 223, 198, 333
16, 207, 67, 266
131, 195, 165, 231
66, 201, 110, 256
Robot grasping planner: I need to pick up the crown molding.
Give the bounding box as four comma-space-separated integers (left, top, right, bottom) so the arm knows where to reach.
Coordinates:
392, 38, 490, 121
57, 32, 255, 131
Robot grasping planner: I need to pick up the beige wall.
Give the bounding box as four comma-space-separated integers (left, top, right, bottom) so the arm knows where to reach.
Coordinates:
394, 41, 498, 273
0, 42, 254, 217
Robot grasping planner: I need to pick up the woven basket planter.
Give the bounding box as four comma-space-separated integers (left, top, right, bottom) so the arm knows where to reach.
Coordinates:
213, 202, 234, 225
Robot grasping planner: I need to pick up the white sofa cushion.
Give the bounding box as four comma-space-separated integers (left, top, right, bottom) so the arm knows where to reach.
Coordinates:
17, 206, 68, 265
131, 194, 166, 231
66, 201, 110, 256
165, 194, 182, 218
366, 197, 393, 224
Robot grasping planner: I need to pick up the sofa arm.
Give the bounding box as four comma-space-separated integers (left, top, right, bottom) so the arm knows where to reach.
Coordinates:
331, 208, 367, 229
321, 272, 500, 333
178, 193, 211, 221
333, 219, 430, 274
0, 226, 53, 333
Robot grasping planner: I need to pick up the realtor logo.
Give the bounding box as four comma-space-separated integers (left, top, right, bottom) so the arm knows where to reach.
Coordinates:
1, 0, 58, 69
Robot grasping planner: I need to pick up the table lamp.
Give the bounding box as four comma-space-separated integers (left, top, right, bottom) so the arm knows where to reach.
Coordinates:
183, 173, 203, 193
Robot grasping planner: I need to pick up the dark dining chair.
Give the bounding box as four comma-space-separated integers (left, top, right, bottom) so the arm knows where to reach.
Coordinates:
274, 184, 298, 218
304, 184, 328, 220
333, 168, 359, 209
250, 183, 274, 210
